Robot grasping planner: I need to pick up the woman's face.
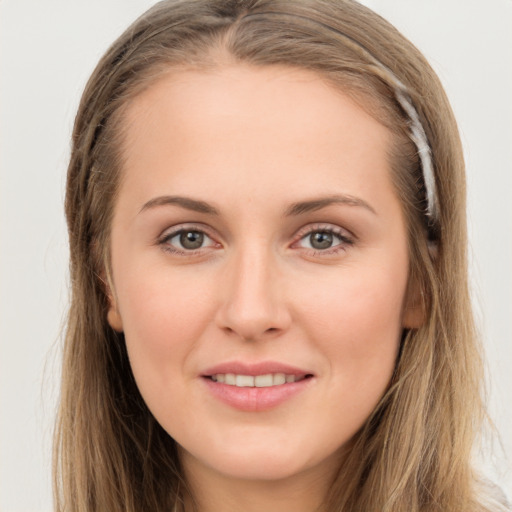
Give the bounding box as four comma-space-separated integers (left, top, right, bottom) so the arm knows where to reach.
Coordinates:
108, 65, 419, 485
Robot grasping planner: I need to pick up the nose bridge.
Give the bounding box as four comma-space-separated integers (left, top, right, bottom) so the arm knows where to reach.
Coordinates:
217, 240, 288, 340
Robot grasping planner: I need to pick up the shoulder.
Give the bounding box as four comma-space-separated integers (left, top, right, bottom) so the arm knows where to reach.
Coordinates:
476, 479, 511, 512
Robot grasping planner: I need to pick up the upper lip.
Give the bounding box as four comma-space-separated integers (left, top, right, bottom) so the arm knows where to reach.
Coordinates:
201, 361, 313, 378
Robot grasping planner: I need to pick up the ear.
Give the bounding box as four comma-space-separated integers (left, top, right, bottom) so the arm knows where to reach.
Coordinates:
92, 239, 124, 332
107, 298, 124, 332
402, 275, 425, 329
105, 279, 124, 332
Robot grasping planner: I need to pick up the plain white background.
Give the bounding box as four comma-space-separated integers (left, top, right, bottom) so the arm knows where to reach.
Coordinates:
1, 1, 511, 510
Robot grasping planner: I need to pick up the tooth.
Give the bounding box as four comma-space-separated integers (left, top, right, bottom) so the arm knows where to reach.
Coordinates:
273, 373, 286, 385
236, 375, 255, 387
213, 373, 301, 387
255, 374, 273, 387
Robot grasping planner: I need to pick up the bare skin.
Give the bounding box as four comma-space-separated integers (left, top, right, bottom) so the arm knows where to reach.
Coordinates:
107, 64, 421, 512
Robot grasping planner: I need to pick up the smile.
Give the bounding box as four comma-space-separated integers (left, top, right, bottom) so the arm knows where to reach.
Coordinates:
202, 363, 314, 411
210, 373, 307, 387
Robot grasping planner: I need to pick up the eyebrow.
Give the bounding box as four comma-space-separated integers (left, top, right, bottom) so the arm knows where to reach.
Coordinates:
139, 193, 376, 217
284, 194, 377, 216
139, 195, 219, 215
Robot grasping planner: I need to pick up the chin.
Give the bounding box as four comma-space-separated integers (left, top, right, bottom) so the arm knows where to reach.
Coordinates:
222, 457, 306, 481
180, 435, 343, 483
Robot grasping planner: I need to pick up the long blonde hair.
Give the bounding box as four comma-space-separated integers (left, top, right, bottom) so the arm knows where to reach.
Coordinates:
56, 1, 490, 510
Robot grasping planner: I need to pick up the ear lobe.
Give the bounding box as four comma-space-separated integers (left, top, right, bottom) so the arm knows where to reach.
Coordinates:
403, 242, 437, 329
91, 240, 124, 332
105, 283, 123, 332
107, 302, 124, 332
402, 277, 425, 329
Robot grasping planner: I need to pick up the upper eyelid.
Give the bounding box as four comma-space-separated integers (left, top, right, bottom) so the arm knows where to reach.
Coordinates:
158, 222, 217, 240
157, 226, 219, 255
292, 223, 355, 241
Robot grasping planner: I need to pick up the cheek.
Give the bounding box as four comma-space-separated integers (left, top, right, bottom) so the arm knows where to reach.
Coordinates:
294, 259, 406, 396
297, 259, 406, 340
116, 269, 215, 394
305, 280, 403, 438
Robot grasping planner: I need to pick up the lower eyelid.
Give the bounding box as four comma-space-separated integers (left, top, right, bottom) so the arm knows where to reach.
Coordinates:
157, 225, 353, 255
157, 226, 217, 250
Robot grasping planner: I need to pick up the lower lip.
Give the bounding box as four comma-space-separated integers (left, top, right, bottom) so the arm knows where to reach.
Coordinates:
202, 377, 313, 412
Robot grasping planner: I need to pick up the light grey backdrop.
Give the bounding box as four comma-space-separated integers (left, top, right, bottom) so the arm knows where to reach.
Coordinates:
1, 1, 511, 510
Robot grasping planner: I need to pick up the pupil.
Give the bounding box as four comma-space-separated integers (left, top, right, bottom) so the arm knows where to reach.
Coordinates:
180, 231, 204, 250
310, 231, 333, 250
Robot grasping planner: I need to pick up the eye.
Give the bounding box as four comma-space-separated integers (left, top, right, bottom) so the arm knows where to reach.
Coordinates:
295, 227, 354, 253
159, 227, 218, 254
304, 231, 336, 250
176, 230, 206, 250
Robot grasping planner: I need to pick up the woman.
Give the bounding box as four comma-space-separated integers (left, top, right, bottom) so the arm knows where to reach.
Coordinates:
54, 1, 507, 510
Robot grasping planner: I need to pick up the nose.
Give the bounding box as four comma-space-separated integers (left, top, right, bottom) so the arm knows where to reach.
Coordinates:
215, 244, 291, 341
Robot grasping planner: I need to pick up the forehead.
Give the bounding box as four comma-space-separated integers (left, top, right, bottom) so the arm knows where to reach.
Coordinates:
117, 64, 396, 216
122, 63, 391, 141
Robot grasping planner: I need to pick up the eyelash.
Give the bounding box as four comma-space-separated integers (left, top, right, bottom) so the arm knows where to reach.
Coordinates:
157, 223, 354, 257
157, 224, 219, 256
292, 224, 354, 255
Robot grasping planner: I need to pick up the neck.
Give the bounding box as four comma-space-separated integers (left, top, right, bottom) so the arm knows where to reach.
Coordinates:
181, 453, 340, 512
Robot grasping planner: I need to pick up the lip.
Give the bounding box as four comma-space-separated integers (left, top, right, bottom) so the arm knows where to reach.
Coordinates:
201, 361, 312, 377
201, 360, 315, 412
